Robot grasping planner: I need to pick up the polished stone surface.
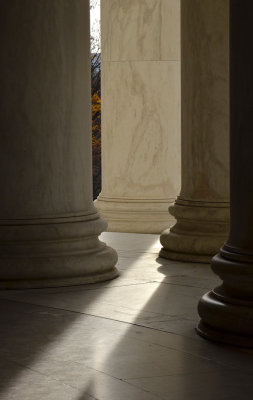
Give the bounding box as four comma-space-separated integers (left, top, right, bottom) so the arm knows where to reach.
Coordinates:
198, 1, 253, 346
0, 0, 118, 287
102, 0, 180, 62
96, 0, 181, 233
1, 232, 253, 399
160, 0, 230, 261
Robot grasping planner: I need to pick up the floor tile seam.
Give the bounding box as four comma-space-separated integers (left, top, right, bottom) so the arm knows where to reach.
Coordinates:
145, 317, 197, 324
0, 301, 245, 374
82, 332, 241, 372
38, 280, 163, 293
0, 277, 217, 295
119, 378, 242, 400
124, 367, 248, 382
0, 297, 204, 348
0, 294, 185, 319
77, 365, 162, 399
1, 356, 101, 399
121, 371, 212, 381
128, 338, 253, 374
92, 299, 187, 317
116, 250, 161, 254
0, 278, 212, 299
0, 296, 170, 323
0, 296, 202, 342
2, 298, 249, 371
113, 377, 166, 400
123, 323, 253, 370
0, 280, 164, 297
0, 356, 81, 392
123, 334, 253, 373
0, 296, 237, 375
35, 366, 110, 399
4, 353, 250, 393
152, 280, 212, 290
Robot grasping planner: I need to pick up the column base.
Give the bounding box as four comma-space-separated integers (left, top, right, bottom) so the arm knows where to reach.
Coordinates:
0, 268, 119, 290
159, 198, 229, 263
197, 321, 253, 348
197, 248, 253, 347
197, 290, 253, 348
159, 245, 212, 263
95, 196, 175, 234
0, 212, 118, 289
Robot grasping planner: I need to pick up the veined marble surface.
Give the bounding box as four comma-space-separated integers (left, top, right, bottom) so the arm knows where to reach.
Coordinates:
180, 0, 229, 202
101, 60, 180, 199
101, 0, 180, 61
1, 233, 253, 400
159, 0, 230, 261
97, 0, 181, 233
0, 0, 117, 287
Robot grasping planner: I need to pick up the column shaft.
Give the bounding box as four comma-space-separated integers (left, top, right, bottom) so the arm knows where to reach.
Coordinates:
198, 0, 253, 347
95, 0, 181, 234
160, 0, 230, 262
0, 0, 118, 288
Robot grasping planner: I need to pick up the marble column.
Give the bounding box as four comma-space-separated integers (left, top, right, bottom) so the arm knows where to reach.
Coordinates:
0, 0, 118, 289
160, 0, 230, 262
95, 0, 181, 234
198, 0, 253, 347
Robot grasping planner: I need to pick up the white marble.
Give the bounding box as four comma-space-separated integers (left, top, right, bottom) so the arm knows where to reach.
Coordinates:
96, 0, 181, 233
1, 232, 253, 400
102, 0, 180, 61
100, 61, 180, 200
0, 0, 118, 287
160, 0, 230, 261
96, 60, 180, 232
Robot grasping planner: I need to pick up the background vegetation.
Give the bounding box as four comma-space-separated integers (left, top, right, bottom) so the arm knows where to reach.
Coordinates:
90, 0, 101, 200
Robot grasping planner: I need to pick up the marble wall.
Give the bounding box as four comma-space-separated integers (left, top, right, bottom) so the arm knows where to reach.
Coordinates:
96, 0, 181, 233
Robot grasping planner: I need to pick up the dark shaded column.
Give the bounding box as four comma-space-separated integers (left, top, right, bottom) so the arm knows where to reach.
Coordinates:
0, 0, 118, 288
198, 0, 253, 346
160, 0, 230, 263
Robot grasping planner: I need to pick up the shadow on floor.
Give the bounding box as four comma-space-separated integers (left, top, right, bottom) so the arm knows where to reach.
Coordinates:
1, 234, 253, 399
77, 256, 253, 400
0, 234, 159, 399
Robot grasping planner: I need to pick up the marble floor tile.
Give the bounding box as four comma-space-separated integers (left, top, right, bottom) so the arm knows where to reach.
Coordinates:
126, 369, 253, 400
1, 233, 253, 400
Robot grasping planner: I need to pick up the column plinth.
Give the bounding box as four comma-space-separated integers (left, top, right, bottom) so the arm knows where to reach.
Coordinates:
96, 196, 175, 234
198, 249, 253, 347
0, 0, 118, 288
0, 213, 118, 289
197, 0, 253, 347
160, 0, 230, 262
160, 198, 229, 262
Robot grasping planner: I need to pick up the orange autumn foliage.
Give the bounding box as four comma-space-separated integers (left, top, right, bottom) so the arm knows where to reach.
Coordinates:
92, 90, 101, 199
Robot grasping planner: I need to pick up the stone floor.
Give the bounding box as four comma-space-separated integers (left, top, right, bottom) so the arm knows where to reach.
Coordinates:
0, 232, 253, 400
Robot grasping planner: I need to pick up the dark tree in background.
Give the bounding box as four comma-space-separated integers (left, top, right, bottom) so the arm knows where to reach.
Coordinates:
90, 0, 101, 200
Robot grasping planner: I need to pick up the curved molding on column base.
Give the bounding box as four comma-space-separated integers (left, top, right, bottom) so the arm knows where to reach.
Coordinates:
159, 245, 212, 263
197, 290, 253, 348
0, 212, 118, 289
159, 198, 230, 263
0, 268, 119, 290
159, 230, 226, 263
197, 321, 253, 348
95, 196, 175, 234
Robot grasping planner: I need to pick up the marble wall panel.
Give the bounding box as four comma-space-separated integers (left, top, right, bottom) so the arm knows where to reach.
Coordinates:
101, 0, 180, 61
